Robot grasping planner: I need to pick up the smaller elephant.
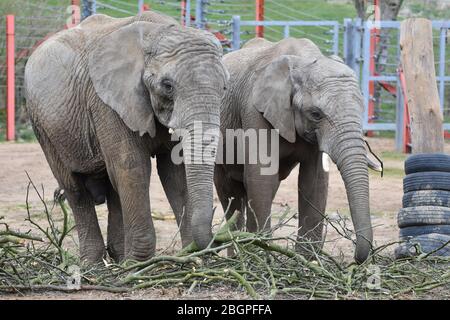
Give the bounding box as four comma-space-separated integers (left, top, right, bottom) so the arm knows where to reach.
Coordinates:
215, 37, 381, 263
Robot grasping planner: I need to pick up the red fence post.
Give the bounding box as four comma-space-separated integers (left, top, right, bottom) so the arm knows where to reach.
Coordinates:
256, 0, 264, 38
398, 67, 411, 153
6, 15, 15, 141
181, 1, 186, 26
71, 0, 81, 27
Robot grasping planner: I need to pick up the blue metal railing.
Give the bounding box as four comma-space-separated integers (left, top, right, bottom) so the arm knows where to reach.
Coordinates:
18, 2, 450, 150
231, 16, 340, 55
82, 0, 97, 19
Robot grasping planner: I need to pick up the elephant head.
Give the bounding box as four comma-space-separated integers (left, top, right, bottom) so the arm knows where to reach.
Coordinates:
251, 39, 376, 263
88, 22, 228, 250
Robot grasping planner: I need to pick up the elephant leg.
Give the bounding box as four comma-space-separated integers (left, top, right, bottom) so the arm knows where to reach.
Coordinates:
65, 188, 105, 264
297, 150, 329, 255
244, 165, 279, 233
214, 165, 246, 230
106, 182, 125, 262
109, 155, 154, 261
100, 143, 155, 261
156, 152, 192, 247
95, 107, 155, 261
215, 165, 246, 256
32, 126, 104, 263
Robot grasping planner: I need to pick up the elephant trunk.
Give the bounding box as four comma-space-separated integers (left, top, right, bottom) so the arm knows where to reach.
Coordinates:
181, 110, 220, 250
330, 128, 373, 263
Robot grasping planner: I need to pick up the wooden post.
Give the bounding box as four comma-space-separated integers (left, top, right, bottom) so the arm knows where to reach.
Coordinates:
6, 15, 15, 141
367, 0, 380, 137
255, 0, 264, 38
400, 18, 444, 153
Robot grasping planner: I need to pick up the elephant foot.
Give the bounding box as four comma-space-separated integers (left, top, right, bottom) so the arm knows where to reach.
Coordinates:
124, 236, 156, 262
107, 243, 125, 263
125, 251, 155, 262
80, 246, 106, 265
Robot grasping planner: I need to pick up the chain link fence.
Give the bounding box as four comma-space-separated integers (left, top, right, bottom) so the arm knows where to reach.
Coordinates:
357, 20, 450, 149
93, 1, 342, 54
0, 1, 68, 140
1, 0, 449, 145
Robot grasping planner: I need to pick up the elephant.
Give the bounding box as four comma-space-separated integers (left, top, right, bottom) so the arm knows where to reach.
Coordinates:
214, 37, 381, 263
24, 11, 228, 264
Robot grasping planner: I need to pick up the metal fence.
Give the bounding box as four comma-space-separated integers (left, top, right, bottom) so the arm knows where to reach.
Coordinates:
95, 0, 184, 20
1, 1, 450, 148
0, 14, 67, 112
357, 20, 450, 149
0, 3, 67, 142
230, 17, 340, 55
96, 1, 342, 53
96, 0, 143, 16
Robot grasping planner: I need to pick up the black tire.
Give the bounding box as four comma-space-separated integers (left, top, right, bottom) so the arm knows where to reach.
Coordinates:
399, 225, 450, 239
405, 153, 450, 174
403, 172, 450, 193
395, 233, 450, 258
397, 206, 450, 228
402, 190, 450, 208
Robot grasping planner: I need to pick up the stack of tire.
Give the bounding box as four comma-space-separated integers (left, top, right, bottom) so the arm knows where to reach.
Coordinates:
395, 153, 450, 258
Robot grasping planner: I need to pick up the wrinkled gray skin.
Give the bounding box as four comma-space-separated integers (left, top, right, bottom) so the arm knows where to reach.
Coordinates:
215, 37, 373, 263
24, 12, 227, 264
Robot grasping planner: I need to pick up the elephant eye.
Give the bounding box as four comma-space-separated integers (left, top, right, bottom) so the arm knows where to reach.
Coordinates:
161, 79, 174, 95
310, 110, 323, 121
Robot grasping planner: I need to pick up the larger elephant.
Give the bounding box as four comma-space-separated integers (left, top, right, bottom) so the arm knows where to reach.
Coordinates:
215, 37, 379, 263
24, 12, 227, 264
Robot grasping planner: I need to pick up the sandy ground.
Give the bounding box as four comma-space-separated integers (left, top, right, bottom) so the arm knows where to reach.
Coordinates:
1, 137, 449, 299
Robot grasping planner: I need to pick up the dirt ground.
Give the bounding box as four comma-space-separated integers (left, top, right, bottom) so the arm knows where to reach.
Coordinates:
1, 137, 449, 300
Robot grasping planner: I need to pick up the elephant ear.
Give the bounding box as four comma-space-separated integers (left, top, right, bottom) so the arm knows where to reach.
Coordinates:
252, 56, 297, 143
88, 22, 157, 137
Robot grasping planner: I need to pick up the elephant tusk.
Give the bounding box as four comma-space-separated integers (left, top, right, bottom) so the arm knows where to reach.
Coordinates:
168, 127, 174, 135
364, 139, 384, 176
322, 152, 330, 172
367, 156, 383, 172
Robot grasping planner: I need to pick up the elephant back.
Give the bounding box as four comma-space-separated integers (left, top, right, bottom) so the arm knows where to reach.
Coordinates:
80, 12, 178, 49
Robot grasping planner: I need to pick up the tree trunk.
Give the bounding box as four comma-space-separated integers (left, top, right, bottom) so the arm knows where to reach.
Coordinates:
353, 0, 366, 20
400, 18, 444, 153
